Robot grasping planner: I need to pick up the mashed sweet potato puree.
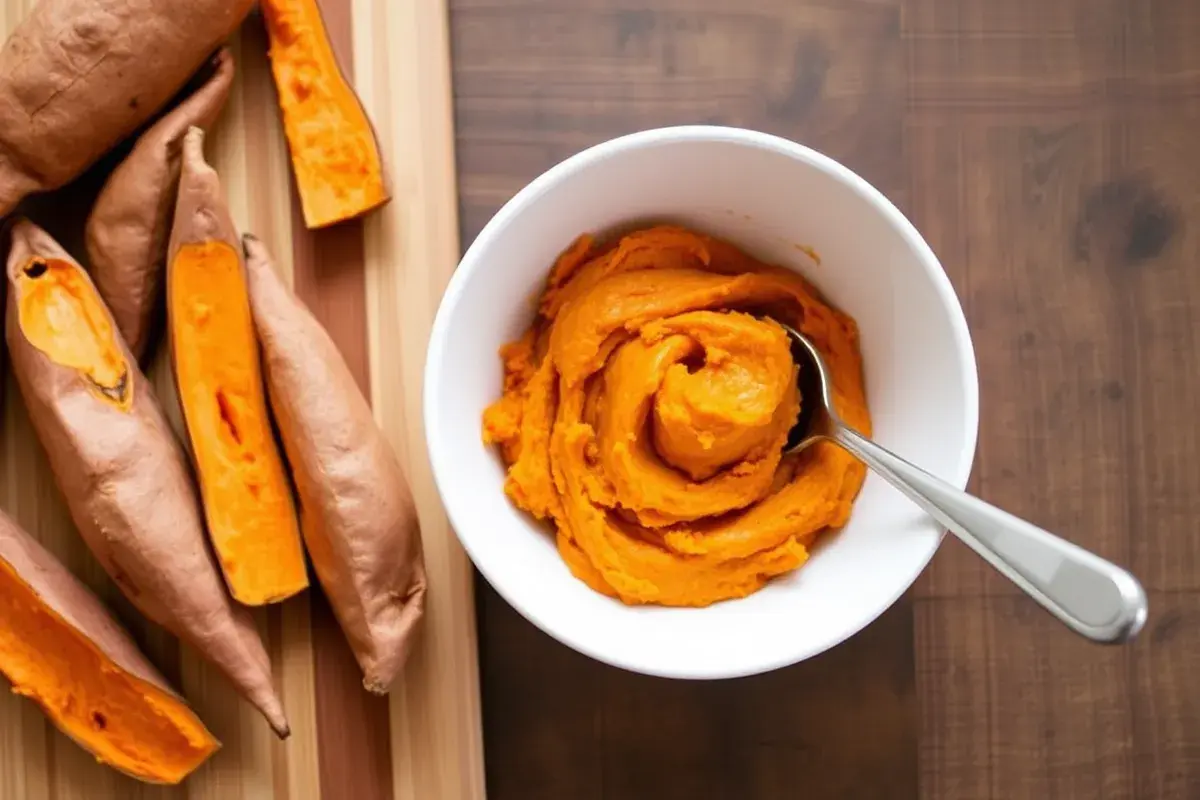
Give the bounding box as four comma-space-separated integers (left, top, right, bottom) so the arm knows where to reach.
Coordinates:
483, 226, 871, 607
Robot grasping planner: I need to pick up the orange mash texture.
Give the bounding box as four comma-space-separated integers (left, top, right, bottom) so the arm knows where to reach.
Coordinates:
483, 226, 871, 607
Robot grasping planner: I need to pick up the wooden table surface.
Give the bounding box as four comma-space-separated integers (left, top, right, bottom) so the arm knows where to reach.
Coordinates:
452, 0, 1200, 798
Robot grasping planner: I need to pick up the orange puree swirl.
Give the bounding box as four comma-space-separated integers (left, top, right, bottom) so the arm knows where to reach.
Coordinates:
483, 226, 871, 607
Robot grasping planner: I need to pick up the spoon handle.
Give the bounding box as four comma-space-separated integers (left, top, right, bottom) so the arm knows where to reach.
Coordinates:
831, 425, 1147, 643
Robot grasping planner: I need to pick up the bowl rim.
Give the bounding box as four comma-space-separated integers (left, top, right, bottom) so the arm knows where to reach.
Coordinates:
425, 124, 980, 679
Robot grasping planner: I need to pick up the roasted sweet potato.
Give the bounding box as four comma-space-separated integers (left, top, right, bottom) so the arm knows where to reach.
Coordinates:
0, 0, 254, 217
243, 235, 425, 692
261, 0, 389, 228
167, 128, 308, 606
5, 219, 290, 738
84, 49, 236, 362
0, 508, 219, 784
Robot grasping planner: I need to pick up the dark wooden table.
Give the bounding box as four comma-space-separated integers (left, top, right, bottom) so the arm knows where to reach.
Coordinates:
450, 1, 1200, 797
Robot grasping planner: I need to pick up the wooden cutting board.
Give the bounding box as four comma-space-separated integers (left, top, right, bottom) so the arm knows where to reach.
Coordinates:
0, 1, 485, 798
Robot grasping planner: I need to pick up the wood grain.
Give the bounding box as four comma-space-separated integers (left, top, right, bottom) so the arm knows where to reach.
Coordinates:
452, 0, 909, 242
905, 1, 1200, 797
0, 0, 482, 798
481, 583, 917, 800
352, 0, 487, 797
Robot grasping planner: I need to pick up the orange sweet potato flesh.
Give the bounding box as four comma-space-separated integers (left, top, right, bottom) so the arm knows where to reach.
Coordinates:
0, 508, 218, 784
262, 0, 390, 229
167, 129, 308, 605
5, 219, 290, 738
85, 49, 236, 362
15, 255, 131, 411
0, 0, 253, 217
483, 227, 872, 607
243, 235, 426, 692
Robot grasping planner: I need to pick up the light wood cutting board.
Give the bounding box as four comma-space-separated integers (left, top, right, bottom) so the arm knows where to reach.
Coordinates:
0, 1, 485, 798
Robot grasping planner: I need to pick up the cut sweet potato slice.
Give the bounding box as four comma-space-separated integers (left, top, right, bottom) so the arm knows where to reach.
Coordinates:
167, 128, 308, 606
244, 234, 426, 692
0, 508, 218, 784
261, 0, 390, 228
85, 48, 236, 363
5, 218, 290, 738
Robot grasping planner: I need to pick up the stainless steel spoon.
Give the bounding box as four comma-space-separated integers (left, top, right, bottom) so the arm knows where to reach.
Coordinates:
781, 323, 1147, 643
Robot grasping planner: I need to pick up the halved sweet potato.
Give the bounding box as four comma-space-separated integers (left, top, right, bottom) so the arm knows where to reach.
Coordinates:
261, 0, 390, 228
4, 218, 290, 738
243, 234, 425, 692
0, 508, 218, 784
84, 48, 236, 363
0, 0, 254, 216
167, 128, 308, 606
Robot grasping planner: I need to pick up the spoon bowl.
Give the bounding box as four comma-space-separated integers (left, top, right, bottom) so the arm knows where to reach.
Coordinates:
783, 321, 838, 453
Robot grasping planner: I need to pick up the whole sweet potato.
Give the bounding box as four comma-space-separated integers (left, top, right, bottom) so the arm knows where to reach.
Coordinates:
85, 48, 236, 362
0, 507, 219, 784
0, 0, 253, 216
5, 219, 289, 737
244, 234, 426, 692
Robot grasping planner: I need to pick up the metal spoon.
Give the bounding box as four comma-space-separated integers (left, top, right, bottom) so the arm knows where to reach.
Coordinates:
781, 323, 1147, 643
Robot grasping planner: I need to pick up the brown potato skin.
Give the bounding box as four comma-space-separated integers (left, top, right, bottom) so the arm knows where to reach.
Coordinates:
0, 507, 218, 783
244, 234, 427, 692
167, 127, 240, 269
5, 219, 290, 737
85, 49, 235, 362
0, 0, 253, 216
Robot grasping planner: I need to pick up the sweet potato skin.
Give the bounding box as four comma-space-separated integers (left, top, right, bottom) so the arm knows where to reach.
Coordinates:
5, 219, 289, 738
0, 0, 253, 216
0, 508, 219, 784
85, 49, 236, 362
167, 128, 241, 267
244, 234, 426, 692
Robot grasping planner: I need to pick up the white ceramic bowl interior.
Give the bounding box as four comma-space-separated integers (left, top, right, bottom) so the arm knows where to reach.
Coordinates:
426, 126, 978, 678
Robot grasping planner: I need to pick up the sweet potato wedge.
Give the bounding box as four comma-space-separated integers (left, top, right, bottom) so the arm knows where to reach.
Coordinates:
84, 49, 236, 362
167, 128, 308, 606
0, 507, 219, 784
261, 0, 390, 228
243, 234, 426, 692
5, 219, 290, 738
0, 0, 253, 217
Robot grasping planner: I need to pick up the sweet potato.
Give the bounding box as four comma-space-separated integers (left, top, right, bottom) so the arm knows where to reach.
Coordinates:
5, 219, 290, 738
243, 234, 425, 692
261, 0, 389, 228
167, 128, 308, 606
0, 0, 254, 217
0, 508, 218, 784
84, 49, 236, 362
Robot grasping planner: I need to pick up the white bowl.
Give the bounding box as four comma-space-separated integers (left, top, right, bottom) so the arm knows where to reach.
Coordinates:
425, 126, 978, 678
